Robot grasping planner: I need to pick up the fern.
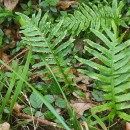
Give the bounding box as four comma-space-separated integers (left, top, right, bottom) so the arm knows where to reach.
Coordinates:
62, 0, 127, 36
76, 22, 130, 121
16, 10, 74, 86
16, 11, 82, 130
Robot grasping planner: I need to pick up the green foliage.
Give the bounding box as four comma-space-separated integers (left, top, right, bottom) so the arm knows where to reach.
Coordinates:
35, 111, 44, 119
76, 23, 130, 121
29, 92, 43, 108
0, 59, 71, 130
126, 6, 130, 25
55, 98, 66, 108
0, 29, 4, 46
62, 0, 127, 36
0, 7, 13, 24
39, 0, 59, 13
16, 10, 81, 130
0, 0, 129, 129
0, 50, 31, 118
20, 0, 37, 15
44, 95, 55, 103
92, 89, 104, 101
23, 107, 36, 115
16, 10, 74, 87
88, 115, 107, 130
44, 110, 56, 120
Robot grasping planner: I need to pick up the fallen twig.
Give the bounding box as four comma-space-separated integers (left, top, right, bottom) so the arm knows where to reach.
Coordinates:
0, 48, 29, 70
7, 48, 29, 64
17, 112, 56, 126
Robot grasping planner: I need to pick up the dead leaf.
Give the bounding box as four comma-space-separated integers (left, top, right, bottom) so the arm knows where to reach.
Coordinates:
0, 48, 10, 71
1, 52, 10, 63
0, 122, 10, 130
40, 68, 75, 82
77, 84, 87, 91
71, 102, 94, 116
0, 0, 3, 3
86, 91, 91, 100
73, 92, 83, 100
56, 108, 61, 114
126, 122, 130, 130
13, 102, 24, 113
74, 74, 90, 84
4, 0, 19, 10
57, 1, 79, 10
4, 29, 11, 36
80, 121, 89, 130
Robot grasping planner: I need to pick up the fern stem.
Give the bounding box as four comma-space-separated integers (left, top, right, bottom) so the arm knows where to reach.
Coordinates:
109, 45, 116, 119
35, 25, 71, 86
33, 24, 80, 129
46, 41, 71, 85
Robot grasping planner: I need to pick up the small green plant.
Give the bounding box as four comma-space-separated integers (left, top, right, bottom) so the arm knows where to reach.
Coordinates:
39, 0, 59, 13
20, 0, 37, 15
0, 6, 13, 25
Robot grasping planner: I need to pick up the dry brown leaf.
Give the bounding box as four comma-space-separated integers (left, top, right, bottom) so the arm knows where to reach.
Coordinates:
0, 0, 3, 3
0, 48, 10, 71
56, 108, 61, 114
80, 121, 89, 130
57, 1, 79, 10
4, 0, 19, 10
0, 122, 10, 130
74, 74, 90, 84
73, 92, 83, 99
85, 91, 91, 100
4, 29, 11, 36
1, 52, 10, 63
41, 68, 75, 80
0, 52, 15, 71
71, 102, 94, 116
77, 83, 87, 91
72, 91, 91, 103
13, 102, 24, 113
126, 122, 130, 130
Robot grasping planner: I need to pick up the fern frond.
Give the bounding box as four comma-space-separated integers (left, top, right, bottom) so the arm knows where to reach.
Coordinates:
17, 10, 74, 86
63, 0, 126, 36
76, 25, 130, 121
